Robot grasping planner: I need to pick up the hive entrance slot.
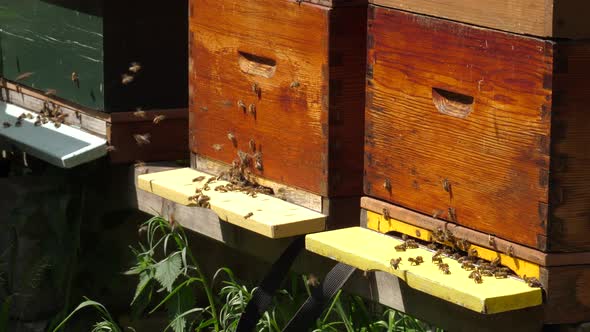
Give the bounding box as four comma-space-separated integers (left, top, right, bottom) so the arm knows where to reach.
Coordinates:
238, 51, 277, 78
432, 88, 474, 119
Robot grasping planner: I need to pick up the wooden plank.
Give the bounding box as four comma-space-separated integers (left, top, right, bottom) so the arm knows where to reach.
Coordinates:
137, 168, 326, 238
306, 227, 543, 314
365, 7, 552, 250
369, 0, 590, 39
108, 108, 188, 163
132, 163, 545, 330
365, 210, 541, 279
542, 265, 590, 324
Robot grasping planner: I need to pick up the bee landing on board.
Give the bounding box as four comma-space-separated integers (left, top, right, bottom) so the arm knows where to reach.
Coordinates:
133, 133, 151, 146
153, 115, 166, 124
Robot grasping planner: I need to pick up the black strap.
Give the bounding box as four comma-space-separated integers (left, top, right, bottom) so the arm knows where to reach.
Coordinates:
236, 236, 305, 332
282, 263, 357, 332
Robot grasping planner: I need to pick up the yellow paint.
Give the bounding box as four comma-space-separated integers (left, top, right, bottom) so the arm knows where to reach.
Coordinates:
138, 168, 326, 238
366, 211, 540, 279
306, 227, 542, 314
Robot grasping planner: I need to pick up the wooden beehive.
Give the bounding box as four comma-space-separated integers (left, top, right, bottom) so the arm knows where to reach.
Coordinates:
369, 0, 590, 39
364, 6, 590, 252
189, 0, 367, 208
0, 0, 189, 163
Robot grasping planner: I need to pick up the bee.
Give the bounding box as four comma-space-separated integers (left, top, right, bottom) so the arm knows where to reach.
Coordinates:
469, 270, 483, 283
2, 122, 11, 128
290, 81, 300, 88
394, 243, 406, 252
44, 88, 57, 96
106, 145, 116, 152
15, 119, 22, 127
468, 247, 478, 257
455, 238, 470, 251
248, 104, 256, 116
71, 72, 79, 83
451, 252, 462, 260
490, 257, 501, 267
443, 228, 455, 242
507, 245, 515, 257
433, 227, 445, 242
488, 234, 496, 247
390, 257, 402, 270
479, 268, 494, 277
15, 72, 34, 81
153, 115, 166, 124
237, 100, 246, 110
244, 212, 254, 219
129, 62, 142, 73
448, 207, 457, 222
494, 270, 508, 278
442, 178, 451, 193
383, 178, 392, 192
212, 144, 223, 152
251, 83, 260, 97
405, 239, 419, 249
133, 133, 151, 146
193, 176, 206, 182
439, 263, 451, 274
134, 160, 146, 168
25, 113, 34, 120
133, 108, 146, 118
121, 73, 134, 85
254, 152, 263, 171
34, 120, 42, 127
53, 122, 61, 128
432, 251, 443, 264
461, 261, 475, 270
197, 195, 211, 204
408, 256, 423, 266
227, 132, 237, 145
426, 243, 438, 250
401, 234, 408, 241
306, 274, 320, 288
382, 208, 390, 220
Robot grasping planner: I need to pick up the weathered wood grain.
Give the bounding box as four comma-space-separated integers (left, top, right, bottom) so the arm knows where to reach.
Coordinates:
365, 7, 553, 250
369, 0, 590, 39
189, 0, 366, 197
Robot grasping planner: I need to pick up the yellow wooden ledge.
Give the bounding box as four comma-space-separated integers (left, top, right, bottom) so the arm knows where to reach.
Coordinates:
137, 168, 326, 238
366, 211, 541, 279
306, 227, 542, 314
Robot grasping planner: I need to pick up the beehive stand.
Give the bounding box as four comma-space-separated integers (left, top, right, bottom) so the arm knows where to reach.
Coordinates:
137, 168, 326, 238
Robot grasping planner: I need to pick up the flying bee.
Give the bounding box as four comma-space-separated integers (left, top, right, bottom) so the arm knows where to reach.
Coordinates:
244, 212, 254, 219
153, 114, 166, 124
469, 270, 483, 283
2, 122, 11, 128
133, 133, 151, 146
121, 73, 134, 85
133, 108, 146, 118
394, 243, 406, 252
390, 257, 402, 270
15, 72, 34, 81
439, 263, 451, 274
193, 176, 206, 182
306, 274, 320, 288
408, 256, 423, 266
129, 62, 142, 73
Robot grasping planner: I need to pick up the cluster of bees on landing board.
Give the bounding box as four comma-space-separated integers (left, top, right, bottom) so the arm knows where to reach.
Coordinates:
388, 222, 542, 287
1, 100, 69, 129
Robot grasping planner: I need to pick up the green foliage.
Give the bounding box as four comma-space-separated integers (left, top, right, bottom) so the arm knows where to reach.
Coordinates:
57, 216, 442, 332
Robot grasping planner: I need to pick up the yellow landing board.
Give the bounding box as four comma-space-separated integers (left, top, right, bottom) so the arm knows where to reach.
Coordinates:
137, 168, 326, 238
306, 227, 542, 314
366, 211, 541, 279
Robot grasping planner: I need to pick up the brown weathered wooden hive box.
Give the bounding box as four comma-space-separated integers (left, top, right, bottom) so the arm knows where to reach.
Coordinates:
364, 5, 590, 253
189, 0, 367, 222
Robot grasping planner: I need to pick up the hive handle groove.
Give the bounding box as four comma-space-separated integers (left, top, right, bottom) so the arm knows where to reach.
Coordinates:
432, 88, 474, 119
238, 51, 277, 78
